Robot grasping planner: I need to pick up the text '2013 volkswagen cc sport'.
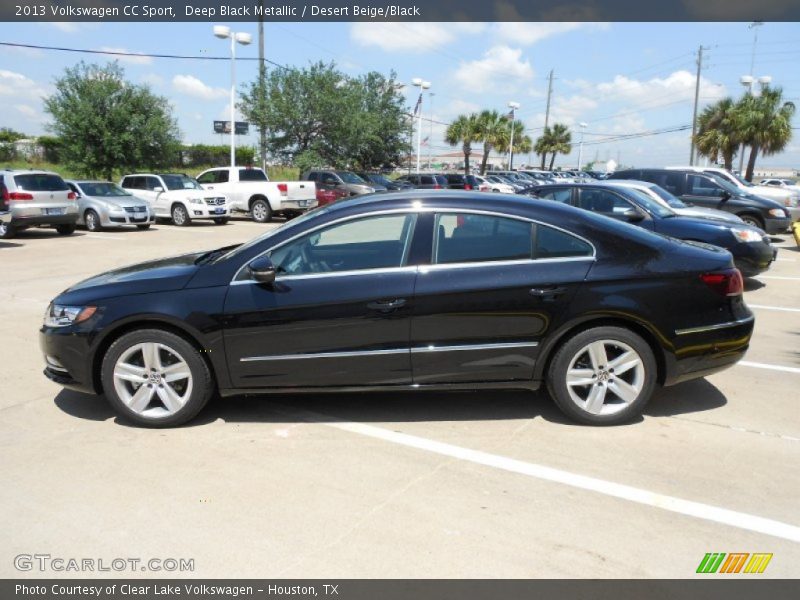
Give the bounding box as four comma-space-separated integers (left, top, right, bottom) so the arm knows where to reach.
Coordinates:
41, 191, 754, 427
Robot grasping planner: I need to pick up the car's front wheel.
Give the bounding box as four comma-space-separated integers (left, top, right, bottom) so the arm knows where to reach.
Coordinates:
0, 221, 14, 239
84, 209, 102, 232
213, 217, 229, 225
171, 204, 191, 226
546, 326, 656, 425
101, 329, 214, 427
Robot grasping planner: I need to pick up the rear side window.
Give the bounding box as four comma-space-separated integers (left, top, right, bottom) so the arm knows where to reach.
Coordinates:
534, 225, 593, 259
649, 172, 683, 195
145, 177, 161, 191
13, 174, 68, 191
537, 188, 572, 203
121, 176, 138, 189
687, 174, 722, 197
238, 169, 266, 182
434, 213, 533, 264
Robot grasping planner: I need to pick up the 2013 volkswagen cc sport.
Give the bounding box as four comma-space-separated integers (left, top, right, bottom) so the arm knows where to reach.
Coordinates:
41, 192, 754, 427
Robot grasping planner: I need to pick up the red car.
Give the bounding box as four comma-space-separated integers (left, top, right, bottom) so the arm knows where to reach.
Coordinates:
316, 187, 348, 206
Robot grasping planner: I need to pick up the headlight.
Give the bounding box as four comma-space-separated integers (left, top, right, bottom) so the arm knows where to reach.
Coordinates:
768, 208, 786, 218
730, 228, 764, 243
190, 197, 204, 204
44, 304, 97, 328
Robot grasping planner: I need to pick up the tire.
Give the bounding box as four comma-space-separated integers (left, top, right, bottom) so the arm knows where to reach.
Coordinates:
136, 224, 151, 230
546, 326, 657, 425
0, 221, 14, 239
56, 224, 76, 236
100, 328, 214, 428
250, 198, 272, 223
84, 209, 102, 232
171, 204, 191, 227
739, 214, 764, 230
213, 217, 229, 225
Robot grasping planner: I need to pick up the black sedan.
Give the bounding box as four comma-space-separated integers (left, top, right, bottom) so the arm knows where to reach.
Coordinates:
525, 182, 776, 278
41, 191, 753, 427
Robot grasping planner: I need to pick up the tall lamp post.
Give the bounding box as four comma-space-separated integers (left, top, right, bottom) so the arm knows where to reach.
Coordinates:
507, 101, 520, 169
412, 78, 431, 173
213, 25, 252, 168
576, 122, 588, 171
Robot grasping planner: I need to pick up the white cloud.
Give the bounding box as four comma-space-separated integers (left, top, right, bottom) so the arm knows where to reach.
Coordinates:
14, 104, 43, 122
0, 70, 46, 98
350, 22, 484, 53
172, 75, 228, 101
492, 22, 608, 45
453, 46, 533, 94
596, 70, 726, 105
97, 47, 152, 65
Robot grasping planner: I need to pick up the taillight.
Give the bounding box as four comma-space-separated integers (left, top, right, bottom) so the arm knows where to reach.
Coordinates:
8, 192, 34, 200
67, 192, 76, 200
277, 183, 288, 196
464, 184, 473, 190
433, 184, 442, 189
701, 269, 743, 297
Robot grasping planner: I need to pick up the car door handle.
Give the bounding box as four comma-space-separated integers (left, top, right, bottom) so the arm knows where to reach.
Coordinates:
367, 298, 407, 312
529, 286, 567, 298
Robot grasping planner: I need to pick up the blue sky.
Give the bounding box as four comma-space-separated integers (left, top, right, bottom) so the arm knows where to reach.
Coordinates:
1, 21, 798, 169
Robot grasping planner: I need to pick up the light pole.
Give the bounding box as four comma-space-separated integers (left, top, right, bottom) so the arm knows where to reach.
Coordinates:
213, 25, 252, 168
427, 92, 435, 171
412, 78, 431, 173
507, 101, 520, 169
576, 122, 588, 171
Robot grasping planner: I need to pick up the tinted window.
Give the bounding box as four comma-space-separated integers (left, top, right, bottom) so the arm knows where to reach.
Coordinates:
146, 177, 162, 191
687, 174, 723, 197
577, 189, 632, 215
268, 214, 416, 276
238, 169, 266, 182
160, 175, 203, 190
434, 175, 448, 186
435, 213, 533, 264
337, 171, 366, 184
307, 172, 318, 182
535, 225, 593, 259
77, 182, 131, 197
121, 176, 138, 189
196, 171, 216, 184
13, 174, 69, 192
537, 188, 572, 203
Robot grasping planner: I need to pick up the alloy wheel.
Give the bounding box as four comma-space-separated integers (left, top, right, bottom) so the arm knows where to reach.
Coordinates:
112, 342, 193, 419
173, 206, 187, 226
565, 339, 645, 416
86, 210, 100, 231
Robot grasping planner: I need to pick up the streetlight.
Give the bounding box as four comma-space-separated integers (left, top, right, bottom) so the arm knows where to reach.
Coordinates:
213, 25, 252, 167
412, 78, 431, 173
576, 122, 588, 171
507, 101, 520, 170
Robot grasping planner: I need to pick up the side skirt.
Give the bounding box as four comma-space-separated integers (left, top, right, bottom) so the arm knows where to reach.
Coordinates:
219, 380, 542, 397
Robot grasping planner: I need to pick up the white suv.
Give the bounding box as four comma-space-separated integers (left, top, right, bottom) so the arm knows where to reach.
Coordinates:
0, 169, 79, 239
120, 173, 230, 226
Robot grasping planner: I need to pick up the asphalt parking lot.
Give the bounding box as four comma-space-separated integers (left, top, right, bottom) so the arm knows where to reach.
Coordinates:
1, 218, 798, 578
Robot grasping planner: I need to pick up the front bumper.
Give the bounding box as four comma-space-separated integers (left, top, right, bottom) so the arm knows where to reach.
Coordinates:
102, 208, 156, 227
40, 326, 98, 395
188, 204, 231, 219
763, 216, 791, 234
730, 241, 777, 277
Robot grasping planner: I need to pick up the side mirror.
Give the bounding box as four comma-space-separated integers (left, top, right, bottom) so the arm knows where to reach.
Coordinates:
153, 186, 164, 193
719, 190, 731, 201
622, 208, 645, 222
247, 256, 276, 284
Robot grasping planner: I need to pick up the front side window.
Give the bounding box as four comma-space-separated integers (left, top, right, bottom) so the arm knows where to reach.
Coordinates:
687, 175, 723, 197
577, 189, 633, 215
160, 175, 203, 191
267, 214, 416, 277
537, 188, 573, 203
434, 213, 533, 264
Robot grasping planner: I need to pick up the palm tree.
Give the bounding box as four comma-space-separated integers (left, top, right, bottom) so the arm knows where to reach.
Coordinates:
494, 120, 532, 168
547, 123, 572, 170
735, 86, 795, 181
476, 110, 506, 175
535, 127, 553, 169
694, 98, 739, 170
445, 113, 482, 175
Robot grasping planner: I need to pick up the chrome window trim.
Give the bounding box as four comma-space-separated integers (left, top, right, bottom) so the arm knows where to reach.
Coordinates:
231, 206, 597, 285
674, 316, 754, 336
240, 340, 539, 362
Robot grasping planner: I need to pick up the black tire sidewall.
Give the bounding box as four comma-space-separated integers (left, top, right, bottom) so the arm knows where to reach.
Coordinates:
100, 329, 214, 427
546, 326, 656, 426
56, 224, 76, 235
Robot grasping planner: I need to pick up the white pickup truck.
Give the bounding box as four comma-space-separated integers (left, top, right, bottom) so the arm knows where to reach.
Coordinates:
196, 167, 317, 223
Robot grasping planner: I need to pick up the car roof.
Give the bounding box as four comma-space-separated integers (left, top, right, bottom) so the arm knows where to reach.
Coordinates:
598, 179, 656, 189
3, 169, 60, 176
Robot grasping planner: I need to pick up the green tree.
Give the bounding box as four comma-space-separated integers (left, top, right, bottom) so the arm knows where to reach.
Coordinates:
694, 98, 739, 170
535, 123, 572, 171
239, 61, 410, 169
735, 86, 795, 181
0, 128, 25, 144
534, 127, 553, 169
475, 110, 507, 174
494, 119, 531, 167
445, 113, 481, 175
44, 62, 180, 180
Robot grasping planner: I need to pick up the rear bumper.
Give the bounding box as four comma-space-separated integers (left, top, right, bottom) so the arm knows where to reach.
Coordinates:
276, 198, 318, 214
664, 315, 754, 386
10, 213, 79, 229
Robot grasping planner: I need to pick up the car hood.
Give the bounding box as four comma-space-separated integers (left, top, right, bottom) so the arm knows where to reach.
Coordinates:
87, 195, 147, 208
56, 253, 202, 304
674, 206, 743, 224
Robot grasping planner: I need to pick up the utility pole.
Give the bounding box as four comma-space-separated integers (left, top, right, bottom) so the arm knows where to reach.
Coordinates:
689, 45, 704, 166
540, 69, 553, 170
427, 92, 434, 170
258, 1, 267, 171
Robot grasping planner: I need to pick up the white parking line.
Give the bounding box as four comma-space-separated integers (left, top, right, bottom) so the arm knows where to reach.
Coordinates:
749, 304, 800, 313
739, 361, 800, 375
83, 234, 126, 241
757, 275, 800, 281
775, 258, 795, 262
275, 405, 800, 543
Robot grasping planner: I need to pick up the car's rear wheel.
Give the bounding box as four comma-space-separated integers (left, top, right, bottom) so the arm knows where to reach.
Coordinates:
171, 204, 191, 226
546, 326, 656, 425
213, 217, 229, 225
101, 329, 214, 427
136, 224, 151, 230
250, 198, 272, 223
56, 224, 76, 235
0, 221, 14, 239
85, 209, 102, 232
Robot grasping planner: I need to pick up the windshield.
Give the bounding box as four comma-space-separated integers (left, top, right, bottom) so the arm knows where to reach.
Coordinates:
337, 171, 366, 184
646, 184, 686, 209
78, 182, 132, 197
625, 188, 677, 218
707, 173, 744, 195
160, 174, 204, 191
727, 172, 754, 187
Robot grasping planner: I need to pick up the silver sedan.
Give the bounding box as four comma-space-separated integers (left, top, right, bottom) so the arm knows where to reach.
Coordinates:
67, 181, 155, 232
